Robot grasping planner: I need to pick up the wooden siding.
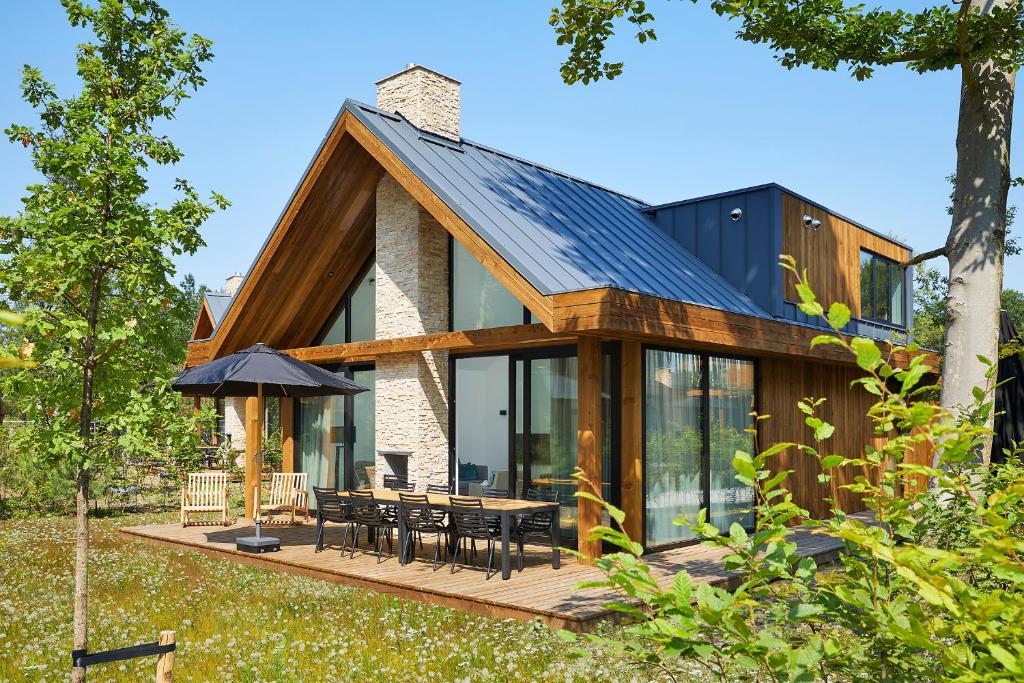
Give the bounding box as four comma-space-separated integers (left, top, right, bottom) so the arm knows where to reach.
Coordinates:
191, 299, 215, 341
281, 397, 295, 473
781, 193, 909, 318
759, 356, 932, 517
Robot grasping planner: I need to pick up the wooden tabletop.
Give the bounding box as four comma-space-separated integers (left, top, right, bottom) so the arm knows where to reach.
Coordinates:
338, 488, 559, 513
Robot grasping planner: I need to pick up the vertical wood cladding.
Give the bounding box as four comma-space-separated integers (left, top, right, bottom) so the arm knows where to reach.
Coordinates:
759, 356, 932, 517
781, 193, 909, 319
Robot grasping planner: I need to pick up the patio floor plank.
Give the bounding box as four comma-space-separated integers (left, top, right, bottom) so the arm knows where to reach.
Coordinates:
119, 513, 866, 631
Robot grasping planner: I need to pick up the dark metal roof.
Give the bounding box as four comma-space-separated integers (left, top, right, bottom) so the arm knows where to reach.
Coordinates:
204, 292, 232, 327
347, 100, 768, 319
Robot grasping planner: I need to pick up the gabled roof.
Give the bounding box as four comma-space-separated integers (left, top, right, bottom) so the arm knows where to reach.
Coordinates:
346, 101, 767, 319
205, 292, 232, 327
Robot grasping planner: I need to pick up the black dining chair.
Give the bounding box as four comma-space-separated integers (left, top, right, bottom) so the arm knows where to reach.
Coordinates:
448, 496, 502, 579
383, 474, 414, 490
479, 488, 509, 533
312, 486, 354, 554
347, 489, 398, 563
398, 492, 448, 570
515, 488, 559, 572
425, 483, 453, 495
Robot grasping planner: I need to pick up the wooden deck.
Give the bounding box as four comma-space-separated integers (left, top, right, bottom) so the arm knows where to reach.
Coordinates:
120, 515, 862, 631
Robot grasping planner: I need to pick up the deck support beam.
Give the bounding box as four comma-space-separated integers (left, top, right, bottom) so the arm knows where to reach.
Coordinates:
577, 336, 603, 561
619, 340, 643, 543
244, 396, 261, 519
281, 397, 295, 473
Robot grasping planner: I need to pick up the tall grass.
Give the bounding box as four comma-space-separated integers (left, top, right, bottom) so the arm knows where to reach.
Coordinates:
0, 513, 674, 682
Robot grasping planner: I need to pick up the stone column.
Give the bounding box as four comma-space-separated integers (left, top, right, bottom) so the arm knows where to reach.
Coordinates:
374, 175, 450, 488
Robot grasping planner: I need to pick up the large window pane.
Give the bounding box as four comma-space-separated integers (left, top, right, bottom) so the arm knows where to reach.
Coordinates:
890, 262, 904, 326
351, 368, 376, 488
708, 357, 756, 532
859, 251, 874, 321
452, 240, 523, 330
528, 356, 579, 541
349, 263, 376, 342
645, 350, 703, 546
297, 395, 345, 502
454, 355, 510, 495
321, 306, 346, 346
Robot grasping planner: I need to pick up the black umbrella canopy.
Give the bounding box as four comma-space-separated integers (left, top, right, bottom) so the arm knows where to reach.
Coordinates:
172, 343, 367, 398
994, 311, 1024, 463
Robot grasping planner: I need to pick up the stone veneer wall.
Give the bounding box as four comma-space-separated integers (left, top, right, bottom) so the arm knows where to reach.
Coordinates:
374, 174, 450, 487
375, 66, 460, 141
223, 396, 246, 453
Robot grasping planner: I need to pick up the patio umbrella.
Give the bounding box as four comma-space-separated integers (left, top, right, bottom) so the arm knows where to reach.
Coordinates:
172, 343, 368, 515
994, 311, 1024, 464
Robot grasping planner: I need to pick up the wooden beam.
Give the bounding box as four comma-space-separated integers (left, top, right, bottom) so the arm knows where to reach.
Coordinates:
285, 323, 575, 364
619, 340, 643, 543
244, 395, 261, 519
281, 397, 295, 474
577, 336, 603, 561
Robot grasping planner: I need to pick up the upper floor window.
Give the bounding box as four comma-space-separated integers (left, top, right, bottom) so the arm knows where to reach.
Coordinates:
860, 250, 904, 326
451, 239, 528, 331
320, 257, 376, 345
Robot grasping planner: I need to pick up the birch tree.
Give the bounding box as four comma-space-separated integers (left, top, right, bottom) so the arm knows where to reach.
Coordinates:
0, 2, 224, 680
550, 0, 1024, 462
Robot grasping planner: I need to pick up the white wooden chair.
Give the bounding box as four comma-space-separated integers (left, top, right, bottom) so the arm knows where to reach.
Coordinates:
180, 472, 231, 527
255, 472, 309, 524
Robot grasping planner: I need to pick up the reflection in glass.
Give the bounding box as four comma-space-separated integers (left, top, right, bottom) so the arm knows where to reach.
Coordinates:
454, 355, 510, 496
452, 240, 523, 330
351, 368, 376, 488
321, 306, 346, 346
349, 264, 375, 342
297, 395, 344, 502
527, 356, 579, 541
708, 357, 755, 531
644, 350, 703, 546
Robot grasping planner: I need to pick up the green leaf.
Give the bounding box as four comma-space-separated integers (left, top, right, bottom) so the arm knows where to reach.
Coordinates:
850, 337, 882, 371
826, 302, 851, 330
820, 454, 844, 469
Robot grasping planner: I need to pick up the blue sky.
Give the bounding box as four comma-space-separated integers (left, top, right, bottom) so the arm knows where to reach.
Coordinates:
2, 1, 1021, 293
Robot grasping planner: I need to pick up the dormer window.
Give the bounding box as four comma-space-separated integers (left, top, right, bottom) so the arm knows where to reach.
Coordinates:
860, 250, 905, 326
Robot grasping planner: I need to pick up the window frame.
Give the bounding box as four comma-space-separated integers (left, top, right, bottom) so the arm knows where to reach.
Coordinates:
859, 249, 906, 327
314, 252, 376, 345
640, 344, 760, 552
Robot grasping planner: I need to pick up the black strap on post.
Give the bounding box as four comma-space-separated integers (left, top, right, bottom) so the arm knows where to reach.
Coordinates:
71, 640, 176, 669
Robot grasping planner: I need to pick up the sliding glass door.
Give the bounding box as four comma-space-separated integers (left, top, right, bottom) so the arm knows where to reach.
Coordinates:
644, 348, 756, 548
453, 346, 618, 546
296, 365, 375, 504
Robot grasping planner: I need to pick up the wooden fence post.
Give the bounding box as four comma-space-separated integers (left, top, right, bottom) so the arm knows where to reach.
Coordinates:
154, 631, 175, 683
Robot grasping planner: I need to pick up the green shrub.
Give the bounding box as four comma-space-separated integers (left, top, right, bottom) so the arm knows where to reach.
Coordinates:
565, 258, 1024, 682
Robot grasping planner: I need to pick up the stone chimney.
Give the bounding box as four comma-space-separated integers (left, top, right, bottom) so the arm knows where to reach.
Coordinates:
224, 272, 243, 296
376, 64, 460, 141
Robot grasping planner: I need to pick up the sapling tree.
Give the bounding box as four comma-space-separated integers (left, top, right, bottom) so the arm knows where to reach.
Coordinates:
0, 1, 225, 680
550, 0, 1024, 462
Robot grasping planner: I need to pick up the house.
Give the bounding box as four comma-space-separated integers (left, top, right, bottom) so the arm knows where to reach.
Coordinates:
187, 64, 923, 555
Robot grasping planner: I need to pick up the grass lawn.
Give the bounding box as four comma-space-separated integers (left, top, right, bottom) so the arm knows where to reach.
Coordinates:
0, 512, 705, 682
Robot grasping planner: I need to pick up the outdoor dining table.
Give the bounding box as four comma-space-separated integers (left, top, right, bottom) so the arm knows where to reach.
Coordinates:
337, 488, 561, 580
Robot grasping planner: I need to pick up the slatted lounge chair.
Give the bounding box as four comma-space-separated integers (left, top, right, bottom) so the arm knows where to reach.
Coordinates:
180, 472, 231, 527
255, 472, 309, 524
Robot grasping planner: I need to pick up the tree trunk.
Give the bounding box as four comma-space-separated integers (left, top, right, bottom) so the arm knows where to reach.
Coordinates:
940, 30, 1015, 465
71, 467, 89, 683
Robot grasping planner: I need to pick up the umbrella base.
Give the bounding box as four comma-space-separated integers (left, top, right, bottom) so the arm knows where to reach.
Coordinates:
236, 535, 280, 553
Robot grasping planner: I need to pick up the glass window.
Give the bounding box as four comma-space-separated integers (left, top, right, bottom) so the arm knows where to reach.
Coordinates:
644, 350, 703, 546
454, 355, 510, 496
297, 395, 345, 501
452, 240, 524, 330
859, 251, 905, 326
318, 258, 375, 345
527, 356, 579, 541
708, 357, 756, 532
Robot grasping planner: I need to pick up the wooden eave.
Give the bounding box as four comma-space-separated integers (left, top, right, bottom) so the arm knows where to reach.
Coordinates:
194, 108, 554, 365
